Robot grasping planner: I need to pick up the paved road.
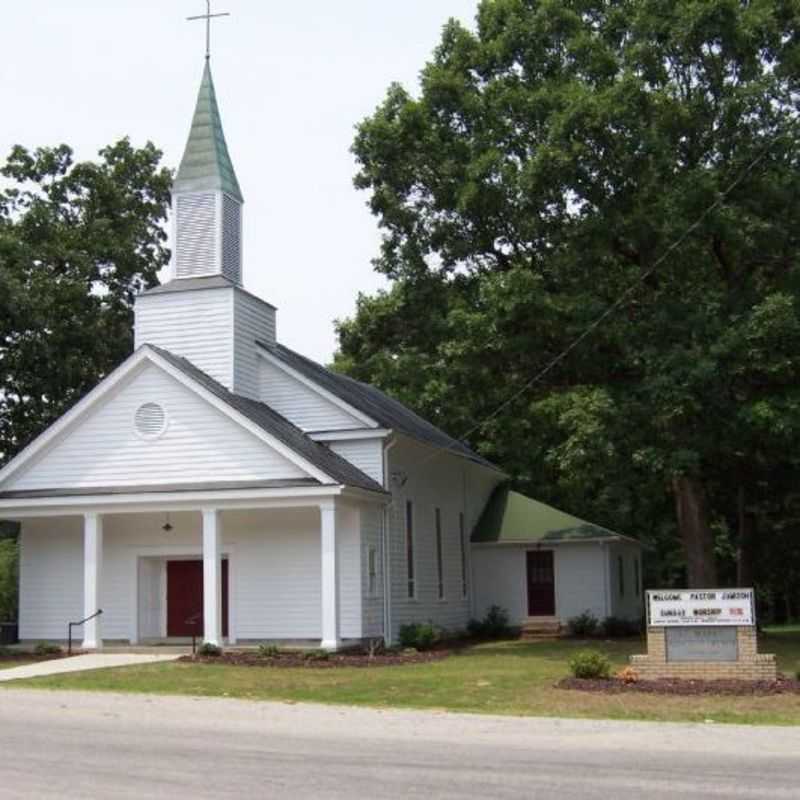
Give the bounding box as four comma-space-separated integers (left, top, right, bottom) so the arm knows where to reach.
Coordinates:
0, 690, 798, 799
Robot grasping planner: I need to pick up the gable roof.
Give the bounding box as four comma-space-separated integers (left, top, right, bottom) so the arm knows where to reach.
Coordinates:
0, 346, 386, 498
174, 61, 243, 202
148, 347, 385, 494
258, 342, 499, 471
472, 486, 637, 545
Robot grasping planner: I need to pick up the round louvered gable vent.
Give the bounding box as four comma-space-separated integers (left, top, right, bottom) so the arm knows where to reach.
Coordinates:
134, 403, 167, 440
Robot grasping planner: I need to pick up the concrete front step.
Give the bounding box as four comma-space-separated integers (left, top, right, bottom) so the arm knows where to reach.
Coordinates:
520, 618, 564, 640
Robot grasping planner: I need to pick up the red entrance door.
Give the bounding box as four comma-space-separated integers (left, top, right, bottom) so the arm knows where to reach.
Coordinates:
166, 560, 228, 637
526, 551, 555, 616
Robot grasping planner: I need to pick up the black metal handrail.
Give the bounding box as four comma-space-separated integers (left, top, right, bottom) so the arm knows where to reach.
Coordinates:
185, 611, 202, 655
67, 609, 103, 655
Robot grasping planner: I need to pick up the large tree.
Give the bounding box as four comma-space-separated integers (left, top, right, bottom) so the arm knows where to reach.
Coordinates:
0, 139, 172, 463
336, 0, 800, 588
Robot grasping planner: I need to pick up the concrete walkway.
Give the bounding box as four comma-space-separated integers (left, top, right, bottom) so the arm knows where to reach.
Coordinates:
0, 653, 180, 682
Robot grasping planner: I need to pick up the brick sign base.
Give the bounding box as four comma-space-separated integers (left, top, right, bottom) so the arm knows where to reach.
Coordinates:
630, 626, 777, 681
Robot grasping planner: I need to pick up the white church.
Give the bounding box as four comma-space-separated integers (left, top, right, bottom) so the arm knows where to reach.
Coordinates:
0, 54, 642, 650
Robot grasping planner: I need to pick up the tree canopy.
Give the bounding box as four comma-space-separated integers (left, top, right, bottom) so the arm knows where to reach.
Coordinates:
0, 139, 172, 463
336, 0, 800, 597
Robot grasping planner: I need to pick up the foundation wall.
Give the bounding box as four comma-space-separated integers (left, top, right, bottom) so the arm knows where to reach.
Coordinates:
630, 626, 777, 681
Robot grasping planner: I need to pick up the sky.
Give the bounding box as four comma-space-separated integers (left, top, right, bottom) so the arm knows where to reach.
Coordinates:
0, 1, 480, 364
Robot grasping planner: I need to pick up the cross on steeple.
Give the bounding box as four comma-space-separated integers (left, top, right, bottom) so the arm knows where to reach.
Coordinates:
187, 1, 230, 61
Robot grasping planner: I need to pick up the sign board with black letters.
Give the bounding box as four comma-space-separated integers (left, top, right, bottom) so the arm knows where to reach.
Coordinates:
646, 589, 754, 628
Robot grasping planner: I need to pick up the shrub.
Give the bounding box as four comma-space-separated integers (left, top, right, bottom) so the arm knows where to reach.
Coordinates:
33, 642, 62, 656
467, 605, 512, 639
567, 611, 599, 638
602, 616, 641, 638
197, 643, 223, 657
398, 622, 439, 651
304, 649, 330, 662
569, 650, 612, 680
257, 644, 280, 658
795, 667, 800, 681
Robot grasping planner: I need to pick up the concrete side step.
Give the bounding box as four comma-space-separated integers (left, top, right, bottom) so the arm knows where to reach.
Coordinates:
520, 619, 564, 640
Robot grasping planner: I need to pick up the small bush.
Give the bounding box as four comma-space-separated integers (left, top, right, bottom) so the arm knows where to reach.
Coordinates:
602, 616, 641, 638
34, 642, 62, 656
257, 644, 280, 658
467, 605, 512, 639
304, 649, 330, 662
567, 611, 599, 638
795, 667, 800, 681
398, 622, 439, 651
0, 646, 10, 657
197, 643, 223, 657
569, 650, 612, 680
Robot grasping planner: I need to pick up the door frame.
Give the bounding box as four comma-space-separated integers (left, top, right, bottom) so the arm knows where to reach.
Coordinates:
524, 547, 558, 618
130, 544, 237, 645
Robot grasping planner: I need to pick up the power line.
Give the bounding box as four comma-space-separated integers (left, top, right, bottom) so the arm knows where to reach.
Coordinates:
406, 132, 784, 477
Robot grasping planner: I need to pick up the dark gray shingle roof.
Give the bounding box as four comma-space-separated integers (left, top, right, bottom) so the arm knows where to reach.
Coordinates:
259, 342, 498, 471
150, 346, 386, 494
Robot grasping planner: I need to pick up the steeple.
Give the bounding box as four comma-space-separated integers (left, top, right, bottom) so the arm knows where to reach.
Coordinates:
172, 61, 244, 285
174, 62, 243, 202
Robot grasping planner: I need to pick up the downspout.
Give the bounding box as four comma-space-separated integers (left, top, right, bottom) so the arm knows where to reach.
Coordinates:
381, 437, 397, 646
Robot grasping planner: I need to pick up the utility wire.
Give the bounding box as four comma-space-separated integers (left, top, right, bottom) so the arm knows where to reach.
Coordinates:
405, 131, 784, 477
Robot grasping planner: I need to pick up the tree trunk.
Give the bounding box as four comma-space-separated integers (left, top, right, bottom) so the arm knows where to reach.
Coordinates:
672, 475, 718, 588
736, 486, 757, 588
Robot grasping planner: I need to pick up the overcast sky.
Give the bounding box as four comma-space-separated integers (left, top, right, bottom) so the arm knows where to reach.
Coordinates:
1, 1, 479, 363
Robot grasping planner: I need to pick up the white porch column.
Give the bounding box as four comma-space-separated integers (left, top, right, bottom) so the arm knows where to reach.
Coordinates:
320, 501, 340, 651
82, 512, 103, 650
202, 508, 222, 647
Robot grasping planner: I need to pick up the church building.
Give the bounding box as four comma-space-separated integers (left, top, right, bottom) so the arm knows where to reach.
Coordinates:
0, 53, 642, 650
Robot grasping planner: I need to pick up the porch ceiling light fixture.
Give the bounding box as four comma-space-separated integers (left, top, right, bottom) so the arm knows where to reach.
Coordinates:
162, 513, 174, 533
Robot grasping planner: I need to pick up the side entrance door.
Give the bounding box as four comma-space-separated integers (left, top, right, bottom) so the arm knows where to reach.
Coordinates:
166, 560, 229, 638
526, 550, 555, 616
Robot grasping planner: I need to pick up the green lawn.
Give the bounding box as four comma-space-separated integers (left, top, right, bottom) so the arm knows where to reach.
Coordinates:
5, 630, 800, 725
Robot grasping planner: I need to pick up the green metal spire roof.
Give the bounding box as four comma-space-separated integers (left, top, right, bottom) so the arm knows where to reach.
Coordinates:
174, 61, 243, 202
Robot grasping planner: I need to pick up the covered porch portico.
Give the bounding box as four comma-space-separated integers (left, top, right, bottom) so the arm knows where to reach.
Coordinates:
1, 484, 383, 651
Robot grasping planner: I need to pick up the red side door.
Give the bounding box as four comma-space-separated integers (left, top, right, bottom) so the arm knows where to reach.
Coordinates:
526, 550, 556, 616
166, 560, 228, 637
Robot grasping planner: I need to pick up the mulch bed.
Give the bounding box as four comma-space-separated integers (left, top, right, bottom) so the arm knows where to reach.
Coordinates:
557, 676, 800, 696
178, 648, 454, 669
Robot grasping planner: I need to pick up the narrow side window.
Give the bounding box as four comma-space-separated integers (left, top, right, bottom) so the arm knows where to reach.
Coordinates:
368, 546, 377, 596
435, 508, 445, 600
406, 500, 415, 599
618, 555, 625, 598
459, 512, 468, 599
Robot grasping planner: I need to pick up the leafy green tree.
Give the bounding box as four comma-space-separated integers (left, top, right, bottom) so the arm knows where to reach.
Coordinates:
337, 0, 800, 587
0, 139, 172, 463
0, 522, 18, 622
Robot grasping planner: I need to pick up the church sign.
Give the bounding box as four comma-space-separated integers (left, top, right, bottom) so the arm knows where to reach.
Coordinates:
631, 587, 777, 681
646, 589, 754, 627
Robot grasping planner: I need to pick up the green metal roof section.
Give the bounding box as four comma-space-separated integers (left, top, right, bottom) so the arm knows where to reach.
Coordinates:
174, 61, 243, 202
472, 485, 624, 544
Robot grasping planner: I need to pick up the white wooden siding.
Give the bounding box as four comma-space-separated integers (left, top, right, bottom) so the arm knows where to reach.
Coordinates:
19, 517, 83, 641
471, 543, 610, 626
232, 289, 277, 400
360, 506, 384, 638
19, 507, 364, 643
3, 362, 308, 492
258, 359, 364, 432
328, 439, 384, 485
385, 436, 502, 640
135, 287, 234, 389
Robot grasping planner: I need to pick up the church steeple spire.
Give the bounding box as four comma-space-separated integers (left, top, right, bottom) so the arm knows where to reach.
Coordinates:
172, 56, 243, 285
174, 61, 243, 202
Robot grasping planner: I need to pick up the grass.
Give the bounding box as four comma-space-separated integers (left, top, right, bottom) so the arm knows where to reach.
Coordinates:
5, 630, 800, 725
